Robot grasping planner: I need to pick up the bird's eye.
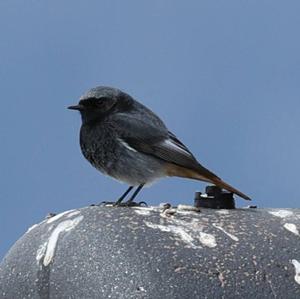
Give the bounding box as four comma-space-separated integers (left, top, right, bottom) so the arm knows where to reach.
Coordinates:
97, 97, 117, 111
80, 98, 94, 107
96, 98, 109, 107
80, 97, 116, 112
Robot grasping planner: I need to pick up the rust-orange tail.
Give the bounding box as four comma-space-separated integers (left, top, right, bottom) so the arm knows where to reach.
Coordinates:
208, 176, 251, 200
166, 163, 251, 201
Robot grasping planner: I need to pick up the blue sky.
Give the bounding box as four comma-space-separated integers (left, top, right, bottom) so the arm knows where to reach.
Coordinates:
1, 1, 299, 259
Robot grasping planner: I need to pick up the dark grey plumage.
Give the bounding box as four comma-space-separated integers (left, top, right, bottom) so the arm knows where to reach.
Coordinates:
68, 86, 250, 205
77, 87, 168, 186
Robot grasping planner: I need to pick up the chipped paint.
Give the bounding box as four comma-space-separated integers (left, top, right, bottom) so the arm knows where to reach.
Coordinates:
135, 206, 157, 211
169, 225, 195, 246
216, 210, 229, 215
213, 224, 239, 241
46, 209, 76, 224
144, 221, 196, 248
268, 210, 293, 218
161, 208, 177, 217
144, 222, 170, 232
137, 286, 146, 292
43, 215, 83, 266
167, 216, 197, 230
198, 232, 217, 248
291, 259, 300, 285
134, 209, 152, 216
133, 207, 157, 216
26, 223, 38, 233
36, 242, 47, 264
284, 223, 299, 236
67, 210, 81, 218
177, 204, 200, 213
159, 202, 170, 209
176, 210, 196, 216
145, 211, 219, 249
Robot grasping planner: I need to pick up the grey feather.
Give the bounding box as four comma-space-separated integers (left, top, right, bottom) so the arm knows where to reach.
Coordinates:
111, 113, 220, 180
69, 86, 250, 200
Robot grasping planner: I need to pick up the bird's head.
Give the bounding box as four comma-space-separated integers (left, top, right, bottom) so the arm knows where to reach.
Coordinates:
68, 86, 133, 124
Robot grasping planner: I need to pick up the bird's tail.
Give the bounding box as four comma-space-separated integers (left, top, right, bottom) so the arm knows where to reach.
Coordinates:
207, 176, 251, 200
165, 163, 251, 200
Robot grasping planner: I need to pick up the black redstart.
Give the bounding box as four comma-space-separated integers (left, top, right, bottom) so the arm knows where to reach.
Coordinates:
68, 86, 250, 206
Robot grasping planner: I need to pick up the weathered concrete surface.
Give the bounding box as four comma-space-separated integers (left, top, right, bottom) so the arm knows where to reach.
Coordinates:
0, 205, 300, 298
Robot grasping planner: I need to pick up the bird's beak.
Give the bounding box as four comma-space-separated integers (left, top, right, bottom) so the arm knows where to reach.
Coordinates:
68, 104, 84, 111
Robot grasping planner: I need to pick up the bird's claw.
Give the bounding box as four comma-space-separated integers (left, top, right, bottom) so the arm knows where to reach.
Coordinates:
90, 202, 114, 207
91, 201, 147, 207
113, 201, 148, 207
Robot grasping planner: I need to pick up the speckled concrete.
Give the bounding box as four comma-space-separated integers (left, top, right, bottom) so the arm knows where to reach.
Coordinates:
1, 206, 300, 298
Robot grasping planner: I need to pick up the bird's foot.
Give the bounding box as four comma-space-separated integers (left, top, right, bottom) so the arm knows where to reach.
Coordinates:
90, 201, 114, 207
91, 201, 147, 207
113, 201, 148, 207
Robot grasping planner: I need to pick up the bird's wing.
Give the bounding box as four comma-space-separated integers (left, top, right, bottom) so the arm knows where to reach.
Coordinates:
112, 113, 252, 200
113, 114, 220, 179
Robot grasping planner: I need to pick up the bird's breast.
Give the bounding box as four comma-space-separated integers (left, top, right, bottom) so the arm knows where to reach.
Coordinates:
79, 124, 117, 171
79, 123, 166, 185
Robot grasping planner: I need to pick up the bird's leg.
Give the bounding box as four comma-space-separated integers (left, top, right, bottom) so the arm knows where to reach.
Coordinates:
97, 186, 134, 206
119, 184, 146, 207
127, 184, 144, 203
99, 184, 147, 207
113, 186, 134, 205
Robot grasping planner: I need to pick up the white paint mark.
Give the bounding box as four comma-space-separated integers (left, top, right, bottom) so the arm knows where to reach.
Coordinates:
43, 215, 83, 266
47, 209, 76, 224
144, 221, 195, 248
198, 232, 217, 248
135, 206, 157, 211
291, 259, 300, 285
117, 138, 137, 152
169, 225, 195, 246
269, 210, 293, 218
26, 224, 38, 233
134, 209, 152, 216
144, 222, 170, 232
213, 223, 239, 241
36, 242, 47, 264
161, 208, 177, 217
145, 213, 218, 249
284, 223, 299, 236
159, 203, 170, 208
177, 204, 200, 213
67, 211, 80, 218
134, 207, 157, 216
176, 210, 195, 216
167, 216, 200, 229
138, 286, 146, 292
216, 210, 229, 215
218, 272, 225, 288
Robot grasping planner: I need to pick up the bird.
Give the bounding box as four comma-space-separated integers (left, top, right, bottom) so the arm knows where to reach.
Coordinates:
68, 86, 250, 206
